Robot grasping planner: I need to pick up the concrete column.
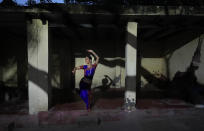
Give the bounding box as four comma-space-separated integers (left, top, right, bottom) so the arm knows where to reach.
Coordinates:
27, 19, 50, 114
115, 62, 121, 88
0, 66, 3, 102
115, 30, 122, 88
60, 42, 73, 102
124, 22, 137, 111
17, 42, 27, 89
0, 66, 2, 82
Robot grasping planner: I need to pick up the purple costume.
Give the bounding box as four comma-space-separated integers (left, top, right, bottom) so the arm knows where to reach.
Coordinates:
79, 64, 97, 109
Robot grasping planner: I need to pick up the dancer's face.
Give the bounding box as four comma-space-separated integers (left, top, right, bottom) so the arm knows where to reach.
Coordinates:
85, 57, 91, 65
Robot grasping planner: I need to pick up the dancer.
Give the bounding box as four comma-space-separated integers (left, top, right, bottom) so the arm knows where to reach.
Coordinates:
72, 50, 99, 111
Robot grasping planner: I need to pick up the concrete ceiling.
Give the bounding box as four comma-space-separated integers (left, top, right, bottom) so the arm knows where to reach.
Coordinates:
0, 5, 204, 57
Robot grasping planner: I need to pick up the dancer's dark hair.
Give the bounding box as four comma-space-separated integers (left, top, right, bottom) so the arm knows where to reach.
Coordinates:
85, 53, 92, 61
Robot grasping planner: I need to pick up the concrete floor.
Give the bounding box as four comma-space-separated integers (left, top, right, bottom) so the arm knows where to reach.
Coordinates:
1, 98, 203, 131
0, 88, 203, 131
6, 108, 204, 131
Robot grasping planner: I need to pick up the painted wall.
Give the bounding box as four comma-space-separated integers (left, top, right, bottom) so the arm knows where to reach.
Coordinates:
0, 44, 168, 89
168, 35, 204, 84
75, 57, 126, 89
72, 39, 126, 89
2, 57, 18, 87
75, 57, 168, 89
141, 58, 167, 87
0, 37, 171, 89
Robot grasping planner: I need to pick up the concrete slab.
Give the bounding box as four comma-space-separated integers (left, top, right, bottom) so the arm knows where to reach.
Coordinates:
5, 108, 204, 131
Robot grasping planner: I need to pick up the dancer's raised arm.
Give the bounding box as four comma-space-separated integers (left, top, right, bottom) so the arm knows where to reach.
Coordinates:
87, 50, 99, 65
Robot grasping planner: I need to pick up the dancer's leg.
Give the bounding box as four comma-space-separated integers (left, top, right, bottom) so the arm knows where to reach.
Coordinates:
88, 90, 93, 108
80, 89, 89, 109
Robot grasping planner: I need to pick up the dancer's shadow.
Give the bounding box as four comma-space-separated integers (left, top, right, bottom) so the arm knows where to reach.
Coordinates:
92, 75, 113, 107
93, 75, 113, 92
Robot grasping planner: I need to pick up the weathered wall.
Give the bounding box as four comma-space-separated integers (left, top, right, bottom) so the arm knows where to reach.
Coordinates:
75, 57, 126, 89
168, 35, 204, 84
73, 39, 126, 89
1, 57, 18, 87
141, 58, 167, 87
0, 27, 27, 88
75, 57, 168, 89
0, 27, 172, 90
0, 39, 169, 89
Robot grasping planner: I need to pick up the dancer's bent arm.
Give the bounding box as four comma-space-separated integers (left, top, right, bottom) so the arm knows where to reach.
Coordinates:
72, 66, 82, 74
87, 50, 99, 65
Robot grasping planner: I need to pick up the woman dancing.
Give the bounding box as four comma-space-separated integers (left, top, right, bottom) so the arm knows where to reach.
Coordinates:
72, 50, 99, 111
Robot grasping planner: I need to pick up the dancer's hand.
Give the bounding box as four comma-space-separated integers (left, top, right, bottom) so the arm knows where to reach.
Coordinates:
72, 69, 76, 74
87, 49, 94, 53
72, 70, 75, 74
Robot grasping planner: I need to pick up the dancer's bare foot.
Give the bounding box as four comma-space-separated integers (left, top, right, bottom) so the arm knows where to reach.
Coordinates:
87, 108, 91, 112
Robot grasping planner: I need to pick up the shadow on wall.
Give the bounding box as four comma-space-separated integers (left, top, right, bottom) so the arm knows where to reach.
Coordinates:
139, 61, 204, 104
161, 30, 203, 56
28, 63, 77, 106
99, 57, 125, 67
0, 56, 25, 103
28, 64, 52, 108
91, 74, 125, 107
93, 75, 114, 92
139, 66, 171, 99
140, 66, 169, 88
167, 64, 204, 105
140, 30, 203, 58
1, 57, 17, 86
0, 81, 26, 104
28, 64, 49, 92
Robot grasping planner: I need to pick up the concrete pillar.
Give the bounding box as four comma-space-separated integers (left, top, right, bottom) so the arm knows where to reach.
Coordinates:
17, 42, 27, 89
0, 66, 2, 82
124, 22, 137, 111
115, 30, 122, 88
27, 19, 50, 114
0, 66, 3, 102
115, 62, 121, 88
60, 42, 73, 102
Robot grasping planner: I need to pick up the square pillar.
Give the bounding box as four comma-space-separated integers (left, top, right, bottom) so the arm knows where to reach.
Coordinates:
0, 66, 2, 82
124, 22, 138, 111
17, 41, 27, 89
115, 63, 121, 88
27, 19, 51, 114
60, 41, 73, 102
